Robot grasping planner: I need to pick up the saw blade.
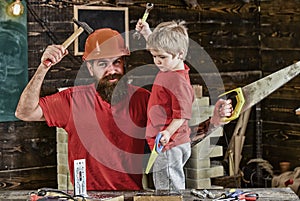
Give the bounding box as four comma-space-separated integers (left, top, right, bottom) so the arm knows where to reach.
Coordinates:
241, 61, 300, 113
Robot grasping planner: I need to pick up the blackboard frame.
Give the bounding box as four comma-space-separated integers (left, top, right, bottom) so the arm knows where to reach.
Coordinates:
73, 5, 129, 56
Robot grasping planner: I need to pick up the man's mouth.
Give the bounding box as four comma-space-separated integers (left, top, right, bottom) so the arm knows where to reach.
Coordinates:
108, 78, 118, 83
102, 74, 122, 84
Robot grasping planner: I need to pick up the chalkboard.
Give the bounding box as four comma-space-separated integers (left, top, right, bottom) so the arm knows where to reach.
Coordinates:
0, 1, 28, 122
73, 5, 129, 56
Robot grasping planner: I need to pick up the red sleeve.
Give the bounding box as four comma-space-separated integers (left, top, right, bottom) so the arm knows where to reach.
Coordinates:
39, 88, 72, 128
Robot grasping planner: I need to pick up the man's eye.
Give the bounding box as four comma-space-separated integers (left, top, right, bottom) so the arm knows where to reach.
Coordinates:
113, 59, 122, 66
97, 62, 107, 68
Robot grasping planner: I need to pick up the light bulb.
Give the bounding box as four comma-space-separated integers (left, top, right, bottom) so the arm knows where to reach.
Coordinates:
6, 0, 24, 17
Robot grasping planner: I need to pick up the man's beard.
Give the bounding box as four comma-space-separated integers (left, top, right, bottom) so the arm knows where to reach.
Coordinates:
96, 74, 128, 105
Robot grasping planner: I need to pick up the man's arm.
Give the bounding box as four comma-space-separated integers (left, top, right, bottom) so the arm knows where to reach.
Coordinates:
15, 45, 67, 121
210, 98, 232, 127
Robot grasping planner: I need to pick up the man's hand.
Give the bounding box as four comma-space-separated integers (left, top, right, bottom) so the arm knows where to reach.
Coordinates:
210, 99, 233, 126
41, 45, 68, 67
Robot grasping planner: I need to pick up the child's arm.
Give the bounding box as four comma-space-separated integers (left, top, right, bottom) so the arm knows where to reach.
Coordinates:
135, 19, 152, 41
160, 119, 185, 146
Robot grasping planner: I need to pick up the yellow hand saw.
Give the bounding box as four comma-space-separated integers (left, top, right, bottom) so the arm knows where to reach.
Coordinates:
145, 133, 164, 174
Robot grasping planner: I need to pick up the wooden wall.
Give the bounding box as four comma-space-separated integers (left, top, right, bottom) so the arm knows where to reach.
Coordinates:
260, 0, 300, 172
0, 0, 300, 189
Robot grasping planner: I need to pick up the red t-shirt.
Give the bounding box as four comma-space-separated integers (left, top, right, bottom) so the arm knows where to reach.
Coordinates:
39, 84, 150, 190
146, 64, 194, 151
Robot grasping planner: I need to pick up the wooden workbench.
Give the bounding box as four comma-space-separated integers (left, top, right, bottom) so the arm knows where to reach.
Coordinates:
0, 187, 299, 201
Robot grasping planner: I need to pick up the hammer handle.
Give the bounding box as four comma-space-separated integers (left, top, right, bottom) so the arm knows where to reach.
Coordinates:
43, 27, 84, 67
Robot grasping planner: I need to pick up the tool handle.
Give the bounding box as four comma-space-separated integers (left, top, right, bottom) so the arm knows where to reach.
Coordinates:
42, 27, 84, 67
155, 133, 164, 152
141, 12, 150, 22
218, 87, 245, 122
238, 192, 259, 201
62, 27, 84, 48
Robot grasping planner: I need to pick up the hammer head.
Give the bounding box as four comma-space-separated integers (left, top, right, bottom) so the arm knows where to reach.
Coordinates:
73, 18, 94, 34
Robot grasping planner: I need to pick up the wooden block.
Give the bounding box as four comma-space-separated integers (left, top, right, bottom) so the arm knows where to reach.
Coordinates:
134, 195, 182, 201
184, 158, 210, 169
186, 178, 211, 189
185, 165, 224, 179
191, 145, 223, 159
194, 97, 210, 106
189, 105, 214, 126
192, 85, 203, 98
192, 127, 224, 150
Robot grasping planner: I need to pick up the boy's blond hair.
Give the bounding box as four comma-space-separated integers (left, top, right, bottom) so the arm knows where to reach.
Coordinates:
147, 20, 189, 60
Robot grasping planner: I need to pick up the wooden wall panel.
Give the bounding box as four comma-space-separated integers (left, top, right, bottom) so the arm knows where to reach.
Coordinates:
0, 121, 57, 189
260, 0, 300, 174
204, 47, 260, 72
261, 50, 300, 72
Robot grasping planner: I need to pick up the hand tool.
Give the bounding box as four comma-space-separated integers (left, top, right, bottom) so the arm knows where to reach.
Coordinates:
132, 2, 154, 40
145, 133, 164, 174
43, 18, 94, 67
191, 189, 215, 199
238, 192, 259, 201
212, 189, 243, 200
191, 189, 206, 199
220, 61, 300, 122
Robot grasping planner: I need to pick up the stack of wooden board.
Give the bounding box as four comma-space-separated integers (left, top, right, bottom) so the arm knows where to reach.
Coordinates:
186, 85, 224, 188
185, 127, 224, 189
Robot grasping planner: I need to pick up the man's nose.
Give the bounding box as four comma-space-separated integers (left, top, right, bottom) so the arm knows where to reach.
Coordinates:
106, 63, 117, 73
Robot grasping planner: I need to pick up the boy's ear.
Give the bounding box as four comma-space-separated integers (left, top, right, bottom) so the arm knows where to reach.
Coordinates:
178, 50, 185, 59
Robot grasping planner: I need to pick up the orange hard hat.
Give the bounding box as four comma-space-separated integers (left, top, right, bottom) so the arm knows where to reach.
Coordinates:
82, 28, 130, 61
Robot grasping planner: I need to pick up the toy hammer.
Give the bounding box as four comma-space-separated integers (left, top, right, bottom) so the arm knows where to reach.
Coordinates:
43, 18, 94, 67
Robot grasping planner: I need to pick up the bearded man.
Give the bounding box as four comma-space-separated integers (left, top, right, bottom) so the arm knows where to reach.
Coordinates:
15, 28, 150, 190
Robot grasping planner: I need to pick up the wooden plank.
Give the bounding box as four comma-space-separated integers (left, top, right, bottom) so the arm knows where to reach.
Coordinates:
190, 22, 259, 48
260, 0, 300, 18
203, 47, 260, 72
185, 166, 224, 179
185, 158, 211, 169
262, 98, 300, 123
27, 4, 73, 22
261, 51, 300, 72
200, 1, 259, 21
260, 22, 300, 49
0, 166, 56, 190
0, 122, 56, 169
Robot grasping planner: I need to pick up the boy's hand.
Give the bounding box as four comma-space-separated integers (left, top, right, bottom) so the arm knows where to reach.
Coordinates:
159, 130, 171, 146
135, 19, 152, 40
